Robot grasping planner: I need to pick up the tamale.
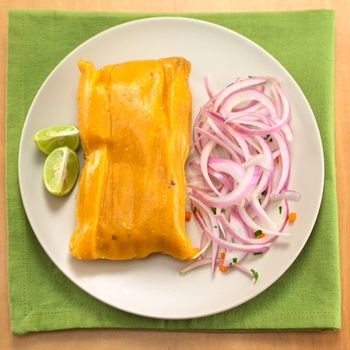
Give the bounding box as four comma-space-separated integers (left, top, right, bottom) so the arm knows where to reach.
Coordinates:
69, 57, 197, 260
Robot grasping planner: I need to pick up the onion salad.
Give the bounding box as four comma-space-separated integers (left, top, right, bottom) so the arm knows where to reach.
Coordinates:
182, 76, 300, 283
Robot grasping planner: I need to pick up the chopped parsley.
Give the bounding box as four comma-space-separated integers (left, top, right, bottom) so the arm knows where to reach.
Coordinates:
251, 269, 259, 284
254, 229, 263, 237
193, 207, 197, 213
229, 258, 237, 266
253, 252, 263, 255
278, 206, 282, 214
211, 207, 217, 215
263, 134, 273, 142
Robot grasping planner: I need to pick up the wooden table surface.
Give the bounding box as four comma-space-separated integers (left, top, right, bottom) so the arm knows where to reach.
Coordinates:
1, 0, 349, 349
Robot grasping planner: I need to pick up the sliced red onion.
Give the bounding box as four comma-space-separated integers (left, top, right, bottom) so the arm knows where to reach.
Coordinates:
184, 75, 298, 276
223, 84, 291, 136
238, 206, 290, 236
193, 116, 211, 153
200, 232, 210, 258
191, 197, 270, 253
271, 154, 282, 194
180, 258, 223, 274
271, 190, 301, 202
200, 219, 270, 253
230, 85, 264, 112
200, 140, 220, 195
218, 214, 277, 245
224, 111, 266, 124
195, 126, 242, 163
274, 83, 291, 123
205, 114, 245, 158
250, 198, 277, 229
189, 162, 234, 189
272, 132, 290, 195
222, 89, 277, 119
250, 137, 274, 197
282, 125, 293, 141
186, 184, 213, 193
208, 157, 245, 182
192, 166, 261, 208
229, 118, 289, 136
223, 235, 247, 266
270, 82, 282, 118
204, 75, 214, 99
228, 132, 251, 161
181, 257, 253, 277
234, 263, 258, 278
213, 78, 266, 112
193, 196, 220, 271
243, 154, 272, 170
277, 199, 290, 232
192, 240, 211, 260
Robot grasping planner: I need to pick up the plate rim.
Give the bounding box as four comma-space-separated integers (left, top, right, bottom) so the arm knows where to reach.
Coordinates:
18, 16, 325, 319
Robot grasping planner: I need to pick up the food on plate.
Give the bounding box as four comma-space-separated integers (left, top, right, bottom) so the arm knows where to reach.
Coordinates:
43, 146, 79, 196
182, 76, 300, 280
34, 125, 80, 154
70, 57, 199, 260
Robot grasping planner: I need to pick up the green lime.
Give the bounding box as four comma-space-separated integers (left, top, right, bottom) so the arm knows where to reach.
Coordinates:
43, 147, 79, 196
34, 125, 80, 155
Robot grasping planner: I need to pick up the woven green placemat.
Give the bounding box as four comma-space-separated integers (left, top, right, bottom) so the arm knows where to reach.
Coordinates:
6, 9, 339, 335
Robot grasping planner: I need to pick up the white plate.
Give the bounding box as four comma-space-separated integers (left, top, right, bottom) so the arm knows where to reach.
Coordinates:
18, 17, 324, 319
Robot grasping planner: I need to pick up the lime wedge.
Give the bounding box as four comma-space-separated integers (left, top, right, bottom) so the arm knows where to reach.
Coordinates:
43, 147, 79, 196
34, 125, 80, 155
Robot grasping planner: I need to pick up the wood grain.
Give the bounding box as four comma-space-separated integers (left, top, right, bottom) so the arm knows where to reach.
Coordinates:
1, 0, 349, 349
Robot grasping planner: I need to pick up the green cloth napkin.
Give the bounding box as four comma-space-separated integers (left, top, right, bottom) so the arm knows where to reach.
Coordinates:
7, 9, 340, 335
